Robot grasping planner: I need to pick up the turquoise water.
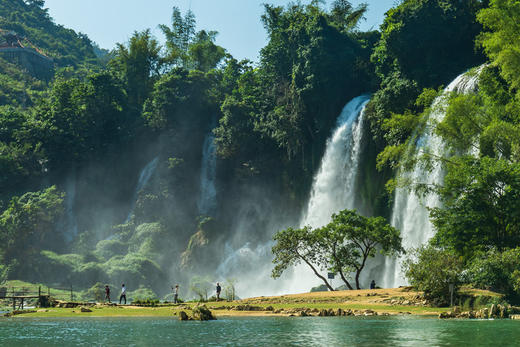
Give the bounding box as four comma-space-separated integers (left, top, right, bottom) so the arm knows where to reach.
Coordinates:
0, 316, 519, 346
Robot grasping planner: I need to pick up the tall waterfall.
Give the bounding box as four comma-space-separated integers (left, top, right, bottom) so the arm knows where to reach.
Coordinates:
301, 95, 370, 229
198, 120, 217, 216
125, 157, 159, 223
384, 69, 482, 288
288, 95, 370, 292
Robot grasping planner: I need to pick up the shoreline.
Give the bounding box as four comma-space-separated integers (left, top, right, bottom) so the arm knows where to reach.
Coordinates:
3, 288, 454, 318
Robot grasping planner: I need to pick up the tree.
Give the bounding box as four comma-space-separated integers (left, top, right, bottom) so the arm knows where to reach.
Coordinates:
372, 0, 485, 88
404, 245, 464, 305
111, 29, 162, 112
272, 226, 335, 291
272, 209, 403, 290
478, 0, 520, 95
467, 247, 520, 299
431, 157, 520, 258
319, 210, 404, 289
0, 186, 64, 276
159, 6, 196, 68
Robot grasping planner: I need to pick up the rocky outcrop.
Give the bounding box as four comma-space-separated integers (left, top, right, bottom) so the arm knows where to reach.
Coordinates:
192, 305, 216, 320
439, 304, 518, 319
177, 306, 216, 321
179, 311, 189, 321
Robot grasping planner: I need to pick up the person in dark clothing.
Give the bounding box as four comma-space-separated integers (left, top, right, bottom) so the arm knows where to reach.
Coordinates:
172, 284, 179, 304
119, 284, 126, 304
216, 282, 222, 301
370, 280, 376, 289
105, 285, 111, 303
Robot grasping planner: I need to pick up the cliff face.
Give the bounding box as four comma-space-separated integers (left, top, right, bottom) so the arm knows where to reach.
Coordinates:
0, 30, 54, 80
0, 47, 54, 80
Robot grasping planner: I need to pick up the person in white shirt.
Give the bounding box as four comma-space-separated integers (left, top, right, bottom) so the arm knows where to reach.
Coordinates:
119, 284, 126, 304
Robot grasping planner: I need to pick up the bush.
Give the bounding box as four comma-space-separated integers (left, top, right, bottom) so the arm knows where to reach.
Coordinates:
86, 282, 106, 302
95, 239, 128, 260
467, 248, 520, 299
404, 245, 464, 305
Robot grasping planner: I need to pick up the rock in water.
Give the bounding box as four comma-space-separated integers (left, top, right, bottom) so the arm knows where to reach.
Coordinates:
179, 311, 189, 321
192, 305, 216, 321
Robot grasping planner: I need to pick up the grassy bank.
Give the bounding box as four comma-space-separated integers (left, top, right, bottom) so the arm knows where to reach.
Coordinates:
2, 287, 474, 318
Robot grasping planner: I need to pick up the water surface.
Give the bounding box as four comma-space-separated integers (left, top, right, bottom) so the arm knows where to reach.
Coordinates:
0, 316, 518, 346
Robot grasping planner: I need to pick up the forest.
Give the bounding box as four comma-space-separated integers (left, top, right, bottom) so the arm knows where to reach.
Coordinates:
0, 0, 519, 304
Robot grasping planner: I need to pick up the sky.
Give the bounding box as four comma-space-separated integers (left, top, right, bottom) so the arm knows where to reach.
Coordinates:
44, 0, 396, 61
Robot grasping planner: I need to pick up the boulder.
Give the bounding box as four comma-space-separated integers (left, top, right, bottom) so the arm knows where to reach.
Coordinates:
80, 307, 92, 313
179, 311, 189, 321
192, 305, 216, 321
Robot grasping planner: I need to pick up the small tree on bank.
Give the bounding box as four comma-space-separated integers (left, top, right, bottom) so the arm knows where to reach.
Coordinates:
271, 209, 404, 290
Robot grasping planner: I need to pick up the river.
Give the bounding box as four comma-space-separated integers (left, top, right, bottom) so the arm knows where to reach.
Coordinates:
0, 316, 518, 346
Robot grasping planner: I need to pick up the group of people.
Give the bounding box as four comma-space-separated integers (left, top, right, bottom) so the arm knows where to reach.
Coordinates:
104, 284, 126, 304
102, 282, 221, 305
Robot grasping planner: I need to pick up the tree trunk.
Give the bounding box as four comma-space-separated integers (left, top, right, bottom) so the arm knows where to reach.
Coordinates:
338, 269, 354, 290
301, 257, 335, 291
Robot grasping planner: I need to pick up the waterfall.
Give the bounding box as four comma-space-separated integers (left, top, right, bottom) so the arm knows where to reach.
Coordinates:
125, 157, 159, 223
384, 69, 482, 288
301, 95, 370, 229
285, 95, 370, 292
197, 119, 217, 216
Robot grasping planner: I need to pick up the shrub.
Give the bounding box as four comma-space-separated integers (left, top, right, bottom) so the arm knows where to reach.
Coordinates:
404, 245, 464, 305
467, 248, 520, 299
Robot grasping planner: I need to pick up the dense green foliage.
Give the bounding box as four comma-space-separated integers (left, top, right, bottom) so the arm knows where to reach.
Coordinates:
404, 245, 464, 305
2, 0, 520, 302
272, 209, 403, 290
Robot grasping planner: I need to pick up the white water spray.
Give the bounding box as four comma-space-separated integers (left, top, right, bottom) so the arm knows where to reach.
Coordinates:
198, 121, 217, 216
286, 95, 370, 293
125, 157, 159, 223
384, 69, 482, 288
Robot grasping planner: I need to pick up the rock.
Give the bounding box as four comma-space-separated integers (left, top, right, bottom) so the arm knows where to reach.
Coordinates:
192, 305, 216, 321
37, 309, 48, 313
510, 314, 520, 320
439, 312, 455, 319
318, 309, 328, 317
490, 304, 497, 318
402, 300, 410, 305
299, 311, 308, 317
179, 311, 189, 320
265, 306, 274, 311
336, 308, 344, 316
80, 307, 92, 313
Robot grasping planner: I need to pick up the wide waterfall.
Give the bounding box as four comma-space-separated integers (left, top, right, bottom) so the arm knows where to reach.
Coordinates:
384, 69, 482, 288
287, 95, 370, 292
197, 121, 217, 216
124, 157, 159, 223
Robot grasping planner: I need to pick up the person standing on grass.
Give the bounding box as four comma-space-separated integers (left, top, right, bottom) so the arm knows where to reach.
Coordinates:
173, 284, 179, 304
119, 284, 126, 304
105, 285, 110, 303
216, 282, 222, 301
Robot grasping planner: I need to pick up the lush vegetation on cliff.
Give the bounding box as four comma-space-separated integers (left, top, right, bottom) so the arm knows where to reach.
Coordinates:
1, 0, 520, 304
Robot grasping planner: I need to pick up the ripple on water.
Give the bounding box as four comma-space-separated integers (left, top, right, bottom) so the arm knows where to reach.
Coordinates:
0, 316, 519, 346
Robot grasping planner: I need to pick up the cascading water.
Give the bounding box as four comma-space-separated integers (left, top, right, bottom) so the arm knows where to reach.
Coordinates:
286, 95, 370, 292
214, 95, 371, 297
197, 119, 217, 216
301, 95, 370, 228
384, 69, 482, 288
125, 157, 159, 223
